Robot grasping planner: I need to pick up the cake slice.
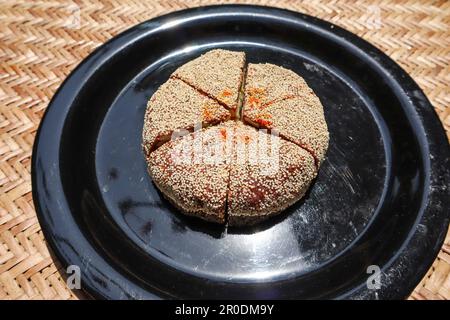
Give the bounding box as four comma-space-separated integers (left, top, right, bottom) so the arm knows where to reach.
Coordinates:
243, 64, 329, 164
147, 122, 235, 224
243, 97, 329, 165
171, 49, 246, 116
142, 78, 230, 155
227, 123, 317, 226
244, 63, 316, 107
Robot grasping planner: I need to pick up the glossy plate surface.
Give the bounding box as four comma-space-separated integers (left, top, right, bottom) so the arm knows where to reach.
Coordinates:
32, 5, 450, 299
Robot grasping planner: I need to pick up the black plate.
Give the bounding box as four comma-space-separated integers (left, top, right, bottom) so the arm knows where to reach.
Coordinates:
32, 5, 449, 299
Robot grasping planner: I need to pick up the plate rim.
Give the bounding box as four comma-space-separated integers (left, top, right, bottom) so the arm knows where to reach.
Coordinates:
32, 4, 450, 300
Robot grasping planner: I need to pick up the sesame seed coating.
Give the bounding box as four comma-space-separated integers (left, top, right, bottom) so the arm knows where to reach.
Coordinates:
172, 49, 246, 111
227, 122, 317, 226
243, 63, 329, 164
142, 78, 230, 155
244, 63, 319, 106
148, 122, 236, 223
244, 97, 329, 164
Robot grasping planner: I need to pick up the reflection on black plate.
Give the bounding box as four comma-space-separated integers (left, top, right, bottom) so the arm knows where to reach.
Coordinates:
32, 5, 449, 299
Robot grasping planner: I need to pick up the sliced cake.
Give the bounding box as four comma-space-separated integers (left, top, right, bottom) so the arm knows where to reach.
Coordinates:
143, 53, 330, 227
243, 63, 329, 164
142, 78, 230, 155
227, 122, 317, 226
244, 63, 315, 107
147, 122, 235, 224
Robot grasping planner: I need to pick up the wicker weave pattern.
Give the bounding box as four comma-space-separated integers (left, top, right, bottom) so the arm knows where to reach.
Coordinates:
0, 0, 448, 300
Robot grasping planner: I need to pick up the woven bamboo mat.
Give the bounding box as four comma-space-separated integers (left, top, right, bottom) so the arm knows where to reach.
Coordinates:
0, 0, 449, 300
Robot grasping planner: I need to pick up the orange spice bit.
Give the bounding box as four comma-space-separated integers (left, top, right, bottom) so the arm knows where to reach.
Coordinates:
202, 104, 214, 121
219, 128, 227, 140
248, 95, 260, 108
254, 112, 272, 127
248, 87, 266, 96
238, 134, 252, 144
264, 100, 276, 108
221, 89, 233, 97
255, 118, 272, 127
247, 88, 267, 110
257, 112, 272, 120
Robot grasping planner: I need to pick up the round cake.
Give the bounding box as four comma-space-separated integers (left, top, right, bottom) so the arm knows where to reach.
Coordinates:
142, 49, 329, 226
